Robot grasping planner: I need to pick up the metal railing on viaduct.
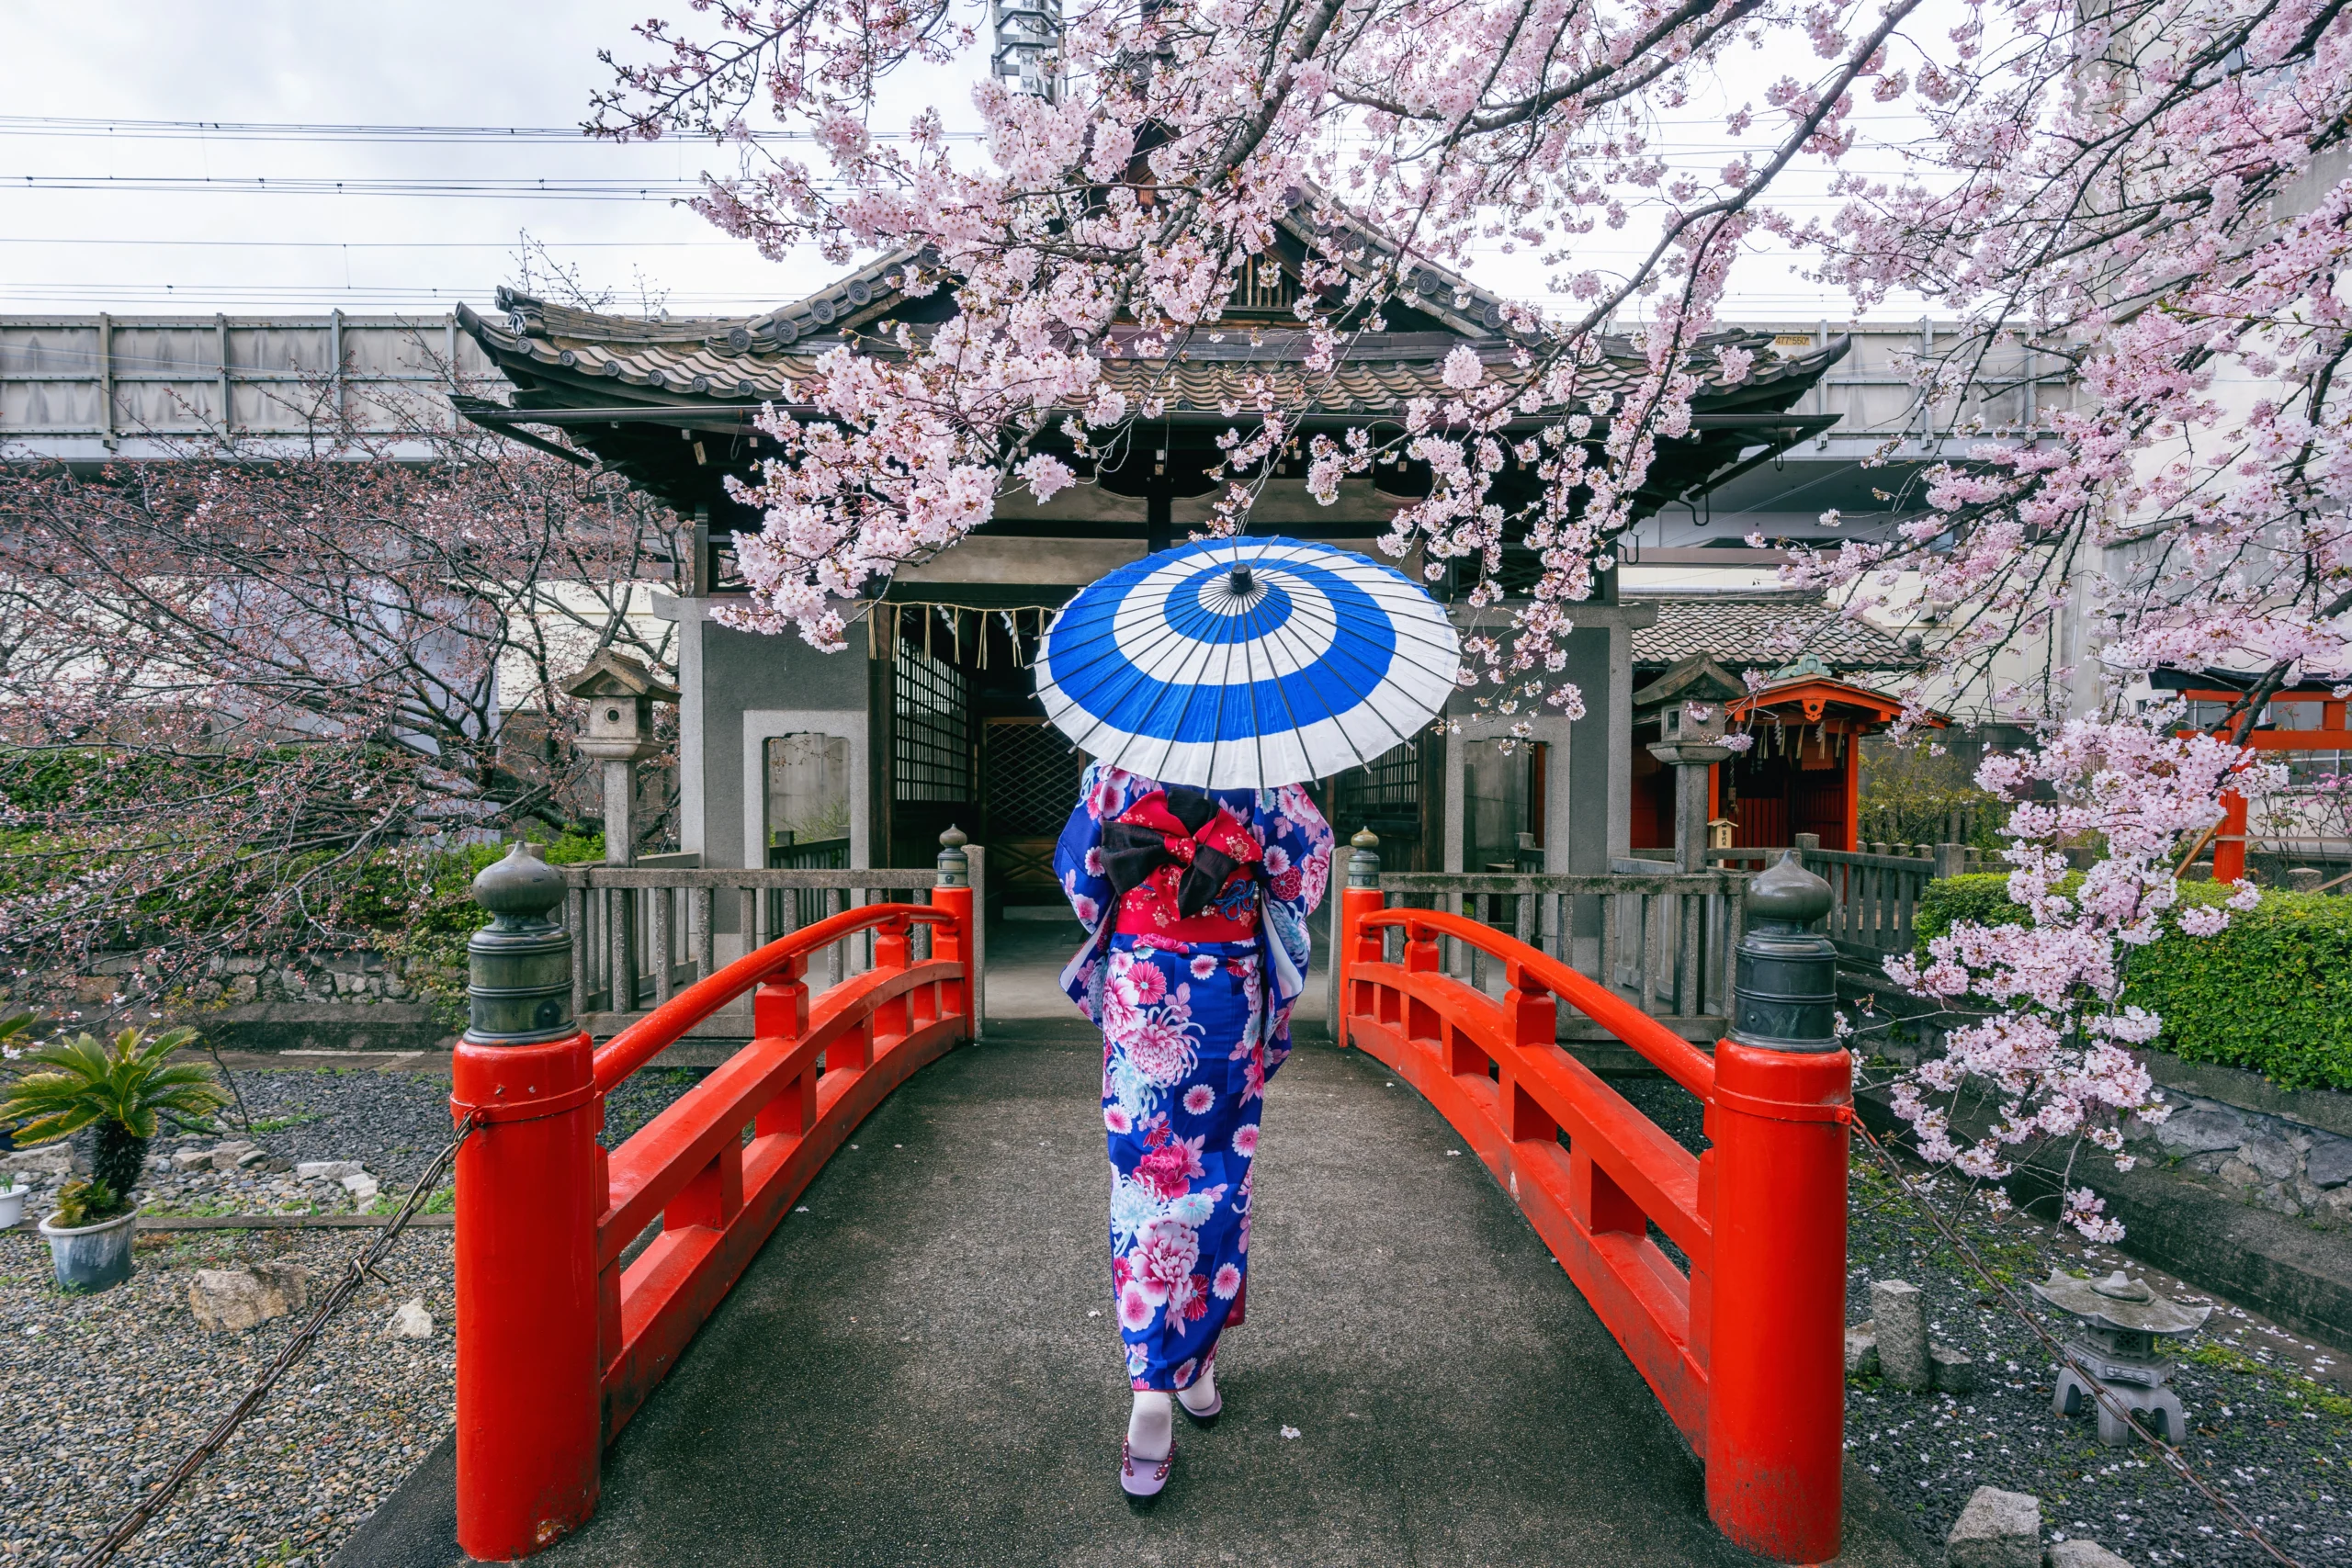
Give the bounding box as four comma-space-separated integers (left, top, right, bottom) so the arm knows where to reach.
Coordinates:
443, 830, 1851, 1564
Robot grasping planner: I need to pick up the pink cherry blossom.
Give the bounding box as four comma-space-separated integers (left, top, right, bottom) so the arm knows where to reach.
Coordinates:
591, 1, 2352, 1250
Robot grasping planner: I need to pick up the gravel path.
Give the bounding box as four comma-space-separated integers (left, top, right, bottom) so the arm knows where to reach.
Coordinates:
0, 1062, 710, 1568
1614, 1075, 2352, 1565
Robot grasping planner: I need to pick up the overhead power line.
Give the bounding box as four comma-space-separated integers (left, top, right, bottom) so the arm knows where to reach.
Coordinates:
0, 111, 1926, 144
10, 172, 1874, 208
0, 238, 751, 249
0, 114, 984, 144
14, 175, 723, 199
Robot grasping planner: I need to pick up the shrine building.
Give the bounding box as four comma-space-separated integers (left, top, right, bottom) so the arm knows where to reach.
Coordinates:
455, 202, 1856, 915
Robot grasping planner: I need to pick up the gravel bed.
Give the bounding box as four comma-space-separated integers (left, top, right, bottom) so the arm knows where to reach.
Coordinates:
212, 1061, 711, 1184
0, 1061, 713, 1566
1612, 1075, 2352, 1565
4, 1062, 712, 1225
0, 1227, 455, 1568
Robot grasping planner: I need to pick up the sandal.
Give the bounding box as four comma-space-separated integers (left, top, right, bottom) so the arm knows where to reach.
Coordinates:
1176, 1384, 1222, 1428
1120, 1437, 1173, 1503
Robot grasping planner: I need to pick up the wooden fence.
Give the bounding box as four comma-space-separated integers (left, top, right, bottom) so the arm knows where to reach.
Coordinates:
1708, 834, 1985, 963
561, 847, 989, 1038
1345, 865, 1748, 1042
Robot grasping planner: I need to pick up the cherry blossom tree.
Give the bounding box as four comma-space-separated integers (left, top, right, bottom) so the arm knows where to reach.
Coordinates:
594, 0, 2349, 1235
0, 395, 688, 1019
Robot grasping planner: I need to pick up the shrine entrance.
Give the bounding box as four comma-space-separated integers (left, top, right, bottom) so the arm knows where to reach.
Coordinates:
876, 598, 1087, 910
876, 594, 1440, 907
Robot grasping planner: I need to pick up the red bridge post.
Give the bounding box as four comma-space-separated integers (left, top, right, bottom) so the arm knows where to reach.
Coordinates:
933, 829, 976, 1018
1706, 852, 1850, 1563
1336, 829, 1384, 1046
450, 843, 602, 1561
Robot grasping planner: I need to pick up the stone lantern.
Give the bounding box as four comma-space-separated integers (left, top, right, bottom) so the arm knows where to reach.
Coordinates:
2030, 1269, 2211, 1445
563, 649, 680, 867
1634, 655, 1746, 873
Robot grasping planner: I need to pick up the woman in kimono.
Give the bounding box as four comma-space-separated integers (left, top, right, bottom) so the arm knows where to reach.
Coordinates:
1053, 762, 1333, 1500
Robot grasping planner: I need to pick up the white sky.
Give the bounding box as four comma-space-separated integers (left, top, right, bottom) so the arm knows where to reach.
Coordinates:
0, 2, 1928, 322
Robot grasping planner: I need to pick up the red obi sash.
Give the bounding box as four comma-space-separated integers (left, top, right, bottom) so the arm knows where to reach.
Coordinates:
1108, 791, 1261, 942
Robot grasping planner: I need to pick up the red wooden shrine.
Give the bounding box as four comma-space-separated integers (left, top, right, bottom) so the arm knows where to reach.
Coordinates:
1630, 656, 1942, 853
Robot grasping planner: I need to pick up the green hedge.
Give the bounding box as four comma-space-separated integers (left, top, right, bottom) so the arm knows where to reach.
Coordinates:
1913, 872, 2352, 1090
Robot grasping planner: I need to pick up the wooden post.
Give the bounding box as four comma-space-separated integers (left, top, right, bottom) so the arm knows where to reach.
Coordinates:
2213, 789, 2248, 884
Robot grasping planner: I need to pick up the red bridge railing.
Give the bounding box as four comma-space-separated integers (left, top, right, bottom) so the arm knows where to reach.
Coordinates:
448, 840, 975, 1561
1338, 843, 1850, 1564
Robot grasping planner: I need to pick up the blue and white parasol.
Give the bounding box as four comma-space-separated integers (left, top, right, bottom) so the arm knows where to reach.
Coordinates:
1035, 536, 1461, 790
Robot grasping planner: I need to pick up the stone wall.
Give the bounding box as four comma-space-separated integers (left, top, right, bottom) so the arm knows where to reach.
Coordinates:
1849, 982, 2351, 1226
2123, 1051, 2352, 1224
11, 947, 453, 1054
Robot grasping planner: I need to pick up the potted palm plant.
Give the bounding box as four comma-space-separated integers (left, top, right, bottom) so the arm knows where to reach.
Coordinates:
0, 1024, 228, 1292
0, 1014, 28, 1229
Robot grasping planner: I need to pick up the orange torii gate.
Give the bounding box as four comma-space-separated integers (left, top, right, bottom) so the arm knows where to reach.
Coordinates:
444, 833, 1852, 1564
2165, 675, 2352, 883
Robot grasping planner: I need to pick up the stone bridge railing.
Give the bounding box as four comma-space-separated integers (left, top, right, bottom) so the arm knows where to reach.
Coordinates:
1709, 835, 1974, 964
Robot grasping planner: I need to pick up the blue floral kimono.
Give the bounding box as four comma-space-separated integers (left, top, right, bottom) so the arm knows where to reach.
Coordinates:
1055, 763, 1333, 1392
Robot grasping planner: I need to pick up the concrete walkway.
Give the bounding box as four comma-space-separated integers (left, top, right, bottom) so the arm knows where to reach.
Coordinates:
343, 927, 1926, 1568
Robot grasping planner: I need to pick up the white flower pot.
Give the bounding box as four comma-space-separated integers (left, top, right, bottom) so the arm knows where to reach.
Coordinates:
40, 1208, 137, 1292
0, 1185, 26, 1228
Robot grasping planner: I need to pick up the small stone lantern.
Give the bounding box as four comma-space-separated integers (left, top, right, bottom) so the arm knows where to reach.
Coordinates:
1634, 655, 1746, 873
2030, 1269, 2211, 1445
562, 650, 680, 867
1657, 697, 1731, 748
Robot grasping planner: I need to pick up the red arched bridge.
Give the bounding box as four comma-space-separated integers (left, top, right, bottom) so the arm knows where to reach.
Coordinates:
389, 836, 1873, 1567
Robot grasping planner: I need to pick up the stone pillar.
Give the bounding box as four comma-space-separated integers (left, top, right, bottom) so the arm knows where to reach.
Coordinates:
1647, 709, 1733, 1011
1705, 851, 1850, 1563
598, 760, 638, 867
1871, 1278, 1931, 1391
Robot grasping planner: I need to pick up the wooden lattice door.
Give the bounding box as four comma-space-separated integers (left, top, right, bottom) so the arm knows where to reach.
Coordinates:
982, 717, 1088, 902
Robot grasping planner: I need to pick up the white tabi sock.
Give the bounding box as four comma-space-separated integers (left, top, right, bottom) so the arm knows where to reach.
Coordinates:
1127, 1392, 1173, 1461
1177, 1362, 1217, 1415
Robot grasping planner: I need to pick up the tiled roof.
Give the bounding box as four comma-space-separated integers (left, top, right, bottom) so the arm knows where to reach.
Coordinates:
461, 290, 1842, 421
599, 187, 1547, 354
1630, 596, 1920, 674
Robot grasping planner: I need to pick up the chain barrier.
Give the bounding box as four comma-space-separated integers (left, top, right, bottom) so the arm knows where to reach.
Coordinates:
70, 1110, 480, 1568
1848, 1117, 2305, 1568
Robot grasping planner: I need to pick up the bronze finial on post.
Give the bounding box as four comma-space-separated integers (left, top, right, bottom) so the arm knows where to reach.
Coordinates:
1729, 850, 1838, 1053
936, 824, 970, 887
464, 841, 577, 1045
